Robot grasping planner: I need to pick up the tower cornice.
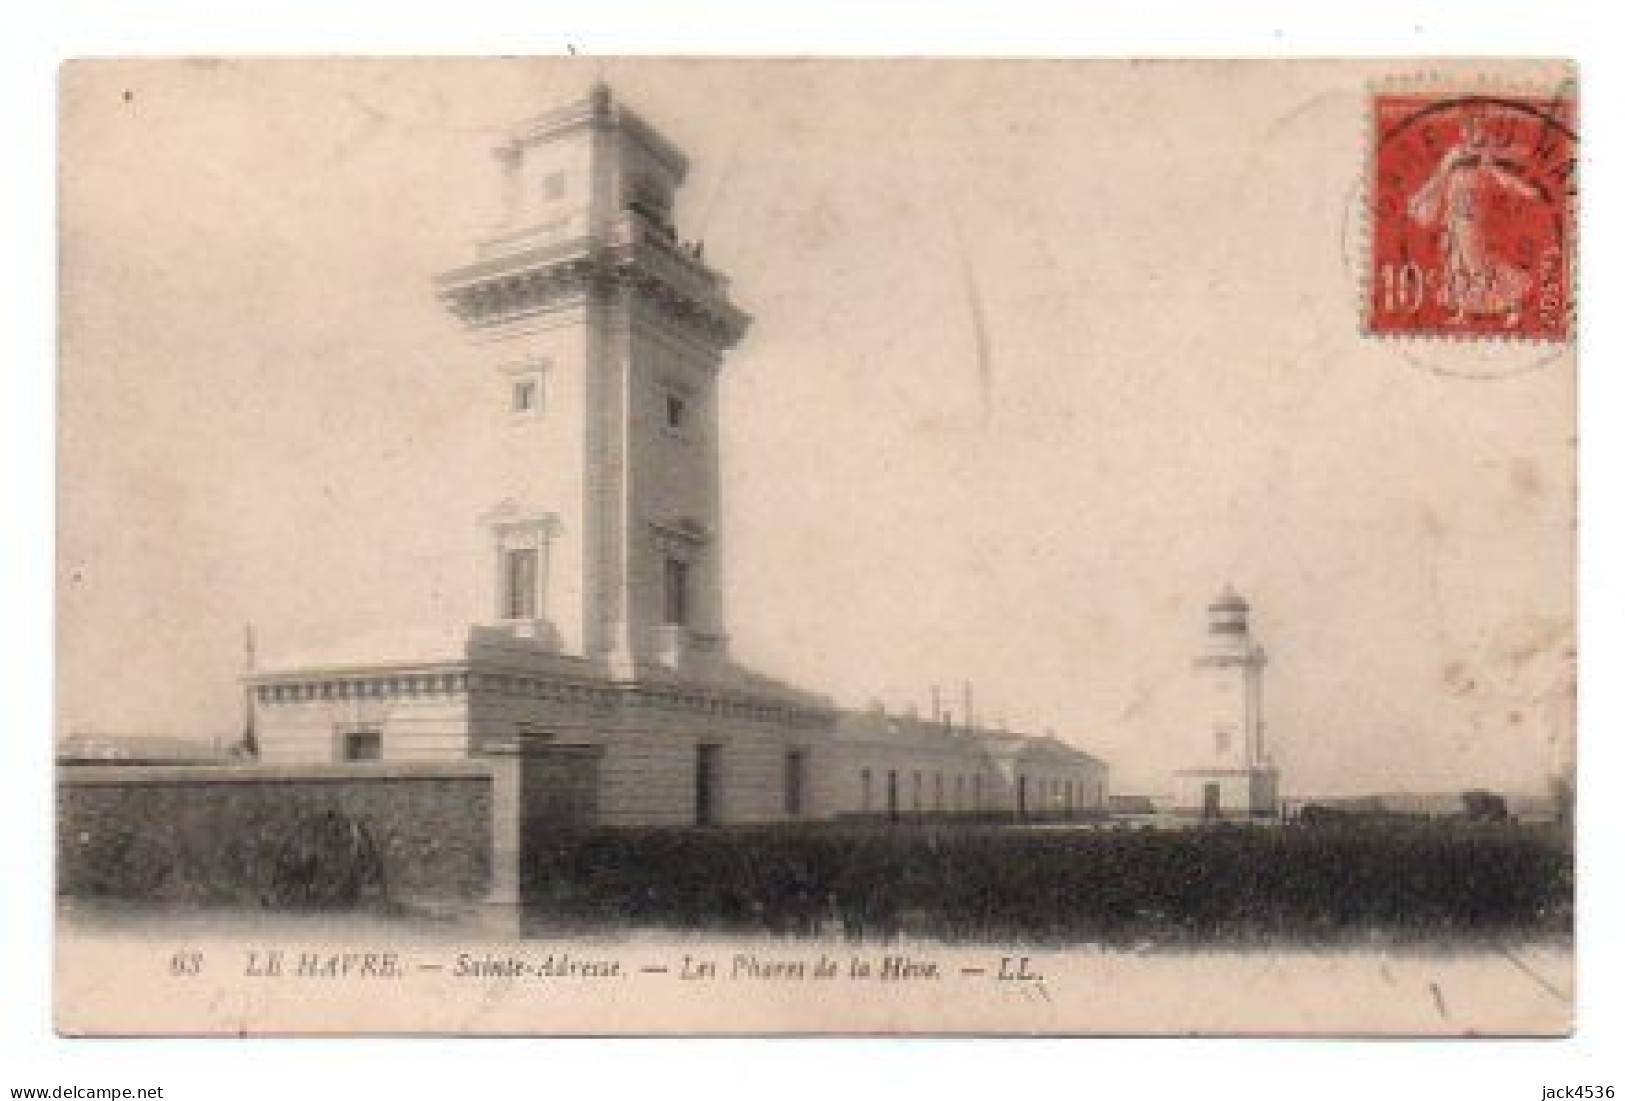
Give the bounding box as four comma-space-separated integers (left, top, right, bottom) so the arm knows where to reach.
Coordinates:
436, 218, 750, 347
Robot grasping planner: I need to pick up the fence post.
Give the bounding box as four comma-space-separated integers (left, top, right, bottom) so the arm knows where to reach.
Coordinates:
479, 741, 525, 937
477, 740, 605, 935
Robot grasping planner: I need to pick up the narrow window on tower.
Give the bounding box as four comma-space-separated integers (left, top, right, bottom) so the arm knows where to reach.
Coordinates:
664, 392, 687, 433
504, 546, 539, 621
502, 358, 548, 421
663, 556, 690, 627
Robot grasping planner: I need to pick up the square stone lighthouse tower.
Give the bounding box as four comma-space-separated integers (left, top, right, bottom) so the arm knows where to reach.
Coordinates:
1172, 588, 1280, 820
435, 82, 747, 677
247, 85, 835, 827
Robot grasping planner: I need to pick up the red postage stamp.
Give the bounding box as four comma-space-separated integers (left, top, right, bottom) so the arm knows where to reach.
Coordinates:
1368, 89, 1577, 341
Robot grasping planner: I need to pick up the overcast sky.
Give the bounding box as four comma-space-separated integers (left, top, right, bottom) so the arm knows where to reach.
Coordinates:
58, 58, 1574, 796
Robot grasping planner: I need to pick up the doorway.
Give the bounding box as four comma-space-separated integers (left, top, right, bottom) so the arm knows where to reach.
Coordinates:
785, 749, 806, 818
695, 744, 720, 826
1202, 781, 1222, 820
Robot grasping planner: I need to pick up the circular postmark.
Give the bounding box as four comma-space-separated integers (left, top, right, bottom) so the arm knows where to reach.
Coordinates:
1355, 86, 1577, 378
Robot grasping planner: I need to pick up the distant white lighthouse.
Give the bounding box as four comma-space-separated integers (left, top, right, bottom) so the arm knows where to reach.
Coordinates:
1173, 587, 1280, 820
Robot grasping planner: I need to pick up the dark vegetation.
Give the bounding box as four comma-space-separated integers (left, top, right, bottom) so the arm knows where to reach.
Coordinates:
523, 820, 1571, 947
61, 788, 1570, 948
65, 807, 393, 910
59, 780, 489, 909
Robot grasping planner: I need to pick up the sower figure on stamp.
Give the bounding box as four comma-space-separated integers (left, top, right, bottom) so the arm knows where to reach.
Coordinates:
1406, 104, 1540, 329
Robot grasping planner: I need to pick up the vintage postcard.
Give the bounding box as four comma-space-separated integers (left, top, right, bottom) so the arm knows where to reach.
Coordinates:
56, 58, 1576, 1036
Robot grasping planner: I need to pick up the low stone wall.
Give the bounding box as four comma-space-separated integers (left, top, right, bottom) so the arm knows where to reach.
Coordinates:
57, 762, 495, 908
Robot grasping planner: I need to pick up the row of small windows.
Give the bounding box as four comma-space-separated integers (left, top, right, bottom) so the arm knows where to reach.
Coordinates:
341, 733, 806, 818
693, 745, 807, 825
857, 768, 1101, 814
334, 733, 1112, 823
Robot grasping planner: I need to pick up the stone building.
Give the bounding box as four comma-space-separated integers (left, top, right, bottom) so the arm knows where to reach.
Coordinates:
244, 84, 1108, 828
1171, 588, 1280, 820
832, 709, 1107, 820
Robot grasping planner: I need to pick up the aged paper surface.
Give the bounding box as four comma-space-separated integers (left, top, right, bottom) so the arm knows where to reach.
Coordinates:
56, 58, 1575, 1036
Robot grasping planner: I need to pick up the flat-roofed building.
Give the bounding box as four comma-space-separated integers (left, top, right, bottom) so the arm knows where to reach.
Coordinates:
832, 708, 1107, 821
244, 84, 1110, 829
